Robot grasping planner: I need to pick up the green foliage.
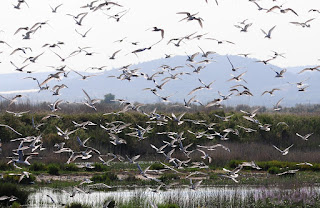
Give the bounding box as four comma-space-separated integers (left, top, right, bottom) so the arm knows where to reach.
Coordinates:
65, 202, 92, 208
29, 162, 47, 171
93, 163, 109, 172
91, 172, 117, 183
11, 202, 22, 208
150, 163, 164, 170
0, 162, 14, 171
159, 173, 179, 183
103, 93, 116, 104
63, 163, 79, 172
0, 183, 29, 205
267, 167, 281, 174
47, 164, 60, 175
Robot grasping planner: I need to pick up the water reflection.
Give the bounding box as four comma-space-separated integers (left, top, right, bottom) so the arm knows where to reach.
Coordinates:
28, 186, 320, 207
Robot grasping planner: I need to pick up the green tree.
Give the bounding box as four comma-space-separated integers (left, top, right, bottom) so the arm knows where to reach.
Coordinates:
103, 93, 115, 103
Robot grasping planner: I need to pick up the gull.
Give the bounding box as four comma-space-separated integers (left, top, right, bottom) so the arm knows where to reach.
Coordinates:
6, 110, 30, 117
309, 9, 320, 13
18, 171, 30, 183
189, 179, 202, 190
261, 88, 280, 96
255, 57, 276, 65
93, 1, 123, 12
10, 47, 32, 55
276, 122, 289, 127
136, 163, 151, 178
72, 70, 97, 80
56, 126, 78, 140
14, 27, 29, 35
206, 37, 235, 45
75, 28, 92, 38
267, 6, 299, 16
126, 155, 140, 164
42, 41, 64, 49
215, 114, 233, 122
76, 136, 100, 154
198, 46, 215, 58
8, 144, 32, 166
272, 144, 294, 155
187, 130, 207, 139
109, 49, 121, 60
258, 124, 272, 131
261, 25, 276, 39
171, 112, 186, 125
186, 64, 206, 74
252, 1, 267, 11
41, 114, 61, 121
177, 12, 204, 28
290, 18, 315, 28
82, 89, 101, 111
0, 124, 22, 136
0, 40, 11, 48
243, 116, 260, 124
234, 23, 253, 32
227, 56, 241, 71
72, 121, 96, 130
276, 169, 299, 176
105, 9, 130, 22
298, 66, 320, 74
10, 61, 30, 72
197, 144, 230, 152
73, 12, 88, 26
109, 133, 127, 145
271, 68, 286, 78
51, 84, 68, 96
13, 0, 29, 9
185, 52, 200, 62
23, 52, 45, 63
228, 71, 247, 83
147, 27, 165, 39
296, 162, 313, 166
54, 143, 73, 154
50, 4, 63, 13
197, 149, 212, 163
0, 94, 24, 106
296, 133, 313, 141
48, 99, 63, 112
51, 51, 72, 62
223, 165, 243, 179
150, 144, 168, 154
273, 98, 284, 111
149, 184, 163, 193
184, 95, 202, 108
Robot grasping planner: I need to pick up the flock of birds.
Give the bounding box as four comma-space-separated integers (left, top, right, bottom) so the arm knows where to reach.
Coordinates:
0, 0, 319, 207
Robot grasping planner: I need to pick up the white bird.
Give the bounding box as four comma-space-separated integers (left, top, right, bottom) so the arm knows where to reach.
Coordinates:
261, 25, 276, 39
296, 133, 313, 141
272, 144, 294, 155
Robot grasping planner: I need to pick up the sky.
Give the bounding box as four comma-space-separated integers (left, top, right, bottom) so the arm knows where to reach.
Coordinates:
0, 0, 319, 76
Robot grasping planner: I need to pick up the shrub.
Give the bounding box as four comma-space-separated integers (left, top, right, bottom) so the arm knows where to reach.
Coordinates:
47, 164, 60, 175
91, 172, 117, 183
93, 163, 108, 172
29, 162, 47, 171
150, 163, 164, 170
65, 202, 92, 208
159, 173, 179, 183
0, 162, 14, 171
63, 163, 79, 172
2, 174, 35, 184
0, 183, 29, 205
267, 167, 281, 174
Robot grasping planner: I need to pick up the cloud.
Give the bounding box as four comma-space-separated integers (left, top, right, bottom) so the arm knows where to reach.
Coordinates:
0, 89, 39, 95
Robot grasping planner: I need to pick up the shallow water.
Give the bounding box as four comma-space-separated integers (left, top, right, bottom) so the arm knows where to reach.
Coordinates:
27, 186, 320, 207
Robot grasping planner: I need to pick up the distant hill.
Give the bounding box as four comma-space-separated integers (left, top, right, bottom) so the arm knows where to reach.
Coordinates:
0, 54, 318, 107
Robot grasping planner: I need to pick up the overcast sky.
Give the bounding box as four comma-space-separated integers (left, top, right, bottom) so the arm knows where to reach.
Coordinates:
0, 0, 319, 75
